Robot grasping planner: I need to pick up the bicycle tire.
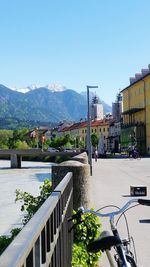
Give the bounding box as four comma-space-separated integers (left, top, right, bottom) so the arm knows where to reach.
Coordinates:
116, 254, 137, 267
126, 254, 137, 267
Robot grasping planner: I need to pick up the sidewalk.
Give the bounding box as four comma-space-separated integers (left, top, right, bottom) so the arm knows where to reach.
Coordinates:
92, 157, 150, 267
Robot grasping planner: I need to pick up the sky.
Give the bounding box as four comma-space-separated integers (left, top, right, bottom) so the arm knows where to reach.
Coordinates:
1, 0, 150, 105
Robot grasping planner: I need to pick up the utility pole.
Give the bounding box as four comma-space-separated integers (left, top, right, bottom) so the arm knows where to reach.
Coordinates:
87, 85, 98, 175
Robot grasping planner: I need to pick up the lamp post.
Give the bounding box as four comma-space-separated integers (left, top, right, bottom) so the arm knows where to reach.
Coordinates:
87, 85, 98, 175
36, 128, 39, 149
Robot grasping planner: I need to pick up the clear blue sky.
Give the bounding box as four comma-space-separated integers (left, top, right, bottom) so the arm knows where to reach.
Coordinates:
1, 0, 150, 105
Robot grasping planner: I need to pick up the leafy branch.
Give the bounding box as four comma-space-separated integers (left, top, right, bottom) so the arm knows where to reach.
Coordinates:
15, 179, 52, 224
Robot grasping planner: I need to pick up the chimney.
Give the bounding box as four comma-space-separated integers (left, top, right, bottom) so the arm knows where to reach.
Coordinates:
130, 77, 136, 84
141, 68, 150, 76
135, 73, 142, 81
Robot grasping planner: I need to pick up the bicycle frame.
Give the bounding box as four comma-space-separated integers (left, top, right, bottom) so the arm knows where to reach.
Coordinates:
83, 199, 140, 267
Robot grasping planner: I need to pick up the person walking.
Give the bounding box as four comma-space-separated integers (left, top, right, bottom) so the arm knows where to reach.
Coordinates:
94, 148, 98, 162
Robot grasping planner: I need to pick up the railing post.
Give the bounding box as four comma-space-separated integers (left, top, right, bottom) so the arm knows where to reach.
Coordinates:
52, 159, 92, 210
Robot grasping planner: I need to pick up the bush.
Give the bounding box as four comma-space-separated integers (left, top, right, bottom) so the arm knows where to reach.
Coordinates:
15, 179, 52, 224
0, 228, 21, 255
72, 210, 101, 267
0, 179, 52, 255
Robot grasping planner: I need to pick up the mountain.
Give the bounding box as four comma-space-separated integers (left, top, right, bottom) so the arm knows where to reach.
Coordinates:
11, 83, 66, 93
0, 84, 111, 129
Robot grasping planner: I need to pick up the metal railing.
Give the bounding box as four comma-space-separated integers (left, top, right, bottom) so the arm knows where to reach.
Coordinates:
0, 172, 73, 267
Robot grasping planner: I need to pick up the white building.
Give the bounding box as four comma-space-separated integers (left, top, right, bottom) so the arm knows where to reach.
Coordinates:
91, 95, 103, 120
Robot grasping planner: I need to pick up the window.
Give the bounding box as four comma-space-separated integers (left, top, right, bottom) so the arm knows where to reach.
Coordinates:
139, 88, 140, 95
99, 128, 101, 132
95, 129, 97, 133
103, 128, 105, 132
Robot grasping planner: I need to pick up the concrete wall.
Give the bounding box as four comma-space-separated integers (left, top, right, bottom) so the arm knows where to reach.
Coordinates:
52, 152, 92, 210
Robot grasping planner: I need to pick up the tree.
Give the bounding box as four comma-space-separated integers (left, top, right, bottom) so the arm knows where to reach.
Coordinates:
0, 130, 13, 149
15, 140, 29, 149
7, 129, 30, 149
91, 133, 99, 147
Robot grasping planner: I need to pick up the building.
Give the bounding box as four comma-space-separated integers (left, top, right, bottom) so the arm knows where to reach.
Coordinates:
112, 92, 122, 121
59, 119, 111, 152
121, 65, 150, 154
107, 92, 122, 153
108, 121, 121, 153
91, 95, 104, 120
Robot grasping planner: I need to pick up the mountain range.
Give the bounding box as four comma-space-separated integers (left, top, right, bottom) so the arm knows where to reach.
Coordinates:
0, 84, 111, 129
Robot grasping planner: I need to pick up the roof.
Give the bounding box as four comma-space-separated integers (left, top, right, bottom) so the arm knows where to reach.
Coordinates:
121, 72, 150, 93
60, 119, 112, 132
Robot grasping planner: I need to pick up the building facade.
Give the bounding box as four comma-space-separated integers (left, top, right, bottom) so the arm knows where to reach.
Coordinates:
59, 119, 111, 152
121, 65, 150, 154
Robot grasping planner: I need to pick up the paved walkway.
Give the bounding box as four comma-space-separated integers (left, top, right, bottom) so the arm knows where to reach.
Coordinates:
92, 157, 150, 267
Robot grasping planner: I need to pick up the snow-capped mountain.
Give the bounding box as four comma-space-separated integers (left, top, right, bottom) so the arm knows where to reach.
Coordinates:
10, 83, 66, 93
0, 84, 111, 129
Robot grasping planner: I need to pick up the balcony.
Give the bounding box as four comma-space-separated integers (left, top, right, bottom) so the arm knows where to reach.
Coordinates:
121, 121, 145, 129
122, 107, 145, 115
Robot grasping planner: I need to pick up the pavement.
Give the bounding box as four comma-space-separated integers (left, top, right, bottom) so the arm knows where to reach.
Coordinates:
91, 157, 150, 267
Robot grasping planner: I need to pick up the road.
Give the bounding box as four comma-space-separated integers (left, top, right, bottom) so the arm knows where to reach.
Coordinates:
92, 157, 150, 267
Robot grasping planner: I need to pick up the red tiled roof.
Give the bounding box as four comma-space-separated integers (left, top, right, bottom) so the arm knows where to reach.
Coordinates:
60, 119, 112, 132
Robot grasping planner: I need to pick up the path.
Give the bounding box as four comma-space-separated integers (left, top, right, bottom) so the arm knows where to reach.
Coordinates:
92, 157, 150, 267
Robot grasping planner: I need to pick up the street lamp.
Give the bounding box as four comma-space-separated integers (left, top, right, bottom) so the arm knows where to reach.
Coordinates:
36, 128, 39, 149
87, 85, 98, 175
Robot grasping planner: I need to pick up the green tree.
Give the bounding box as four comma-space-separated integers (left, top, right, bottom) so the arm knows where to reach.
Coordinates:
0, 130, 13, 149
15, 140, 29, 149
50, 134, 72, 149
7, 129, 29, 149
91, 133, 99, 148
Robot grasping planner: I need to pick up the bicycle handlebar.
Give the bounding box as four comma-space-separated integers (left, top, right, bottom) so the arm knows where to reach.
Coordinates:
138, 199, 150, 206
69, 198, 150, 221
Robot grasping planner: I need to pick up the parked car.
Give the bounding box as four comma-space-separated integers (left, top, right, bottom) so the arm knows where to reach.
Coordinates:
48, 147, 59, 152
63, 148, 76, 152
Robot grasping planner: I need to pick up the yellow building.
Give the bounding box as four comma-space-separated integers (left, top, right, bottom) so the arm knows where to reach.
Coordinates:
121, 68, 150, 154
60, 119, 110, 151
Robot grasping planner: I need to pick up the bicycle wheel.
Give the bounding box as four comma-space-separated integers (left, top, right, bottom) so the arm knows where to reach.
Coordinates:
136, 153, 141, 160
126, 254, 137, 267
116, 254, 137, 267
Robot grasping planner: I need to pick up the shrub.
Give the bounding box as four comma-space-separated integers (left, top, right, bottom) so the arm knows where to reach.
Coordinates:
72, 210, 101, 267
0, 228, 21, 255
15, 179, 52, 224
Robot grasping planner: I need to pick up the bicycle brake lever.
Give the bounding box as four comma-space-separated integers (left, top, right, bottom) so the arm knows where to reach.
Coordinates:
138, 199, 150, 206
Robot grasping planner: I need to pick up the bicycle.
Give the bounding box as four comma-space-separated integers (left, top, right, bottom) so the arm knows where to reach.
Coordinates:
69, 198, 150, 267
128, 149, 141, 160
